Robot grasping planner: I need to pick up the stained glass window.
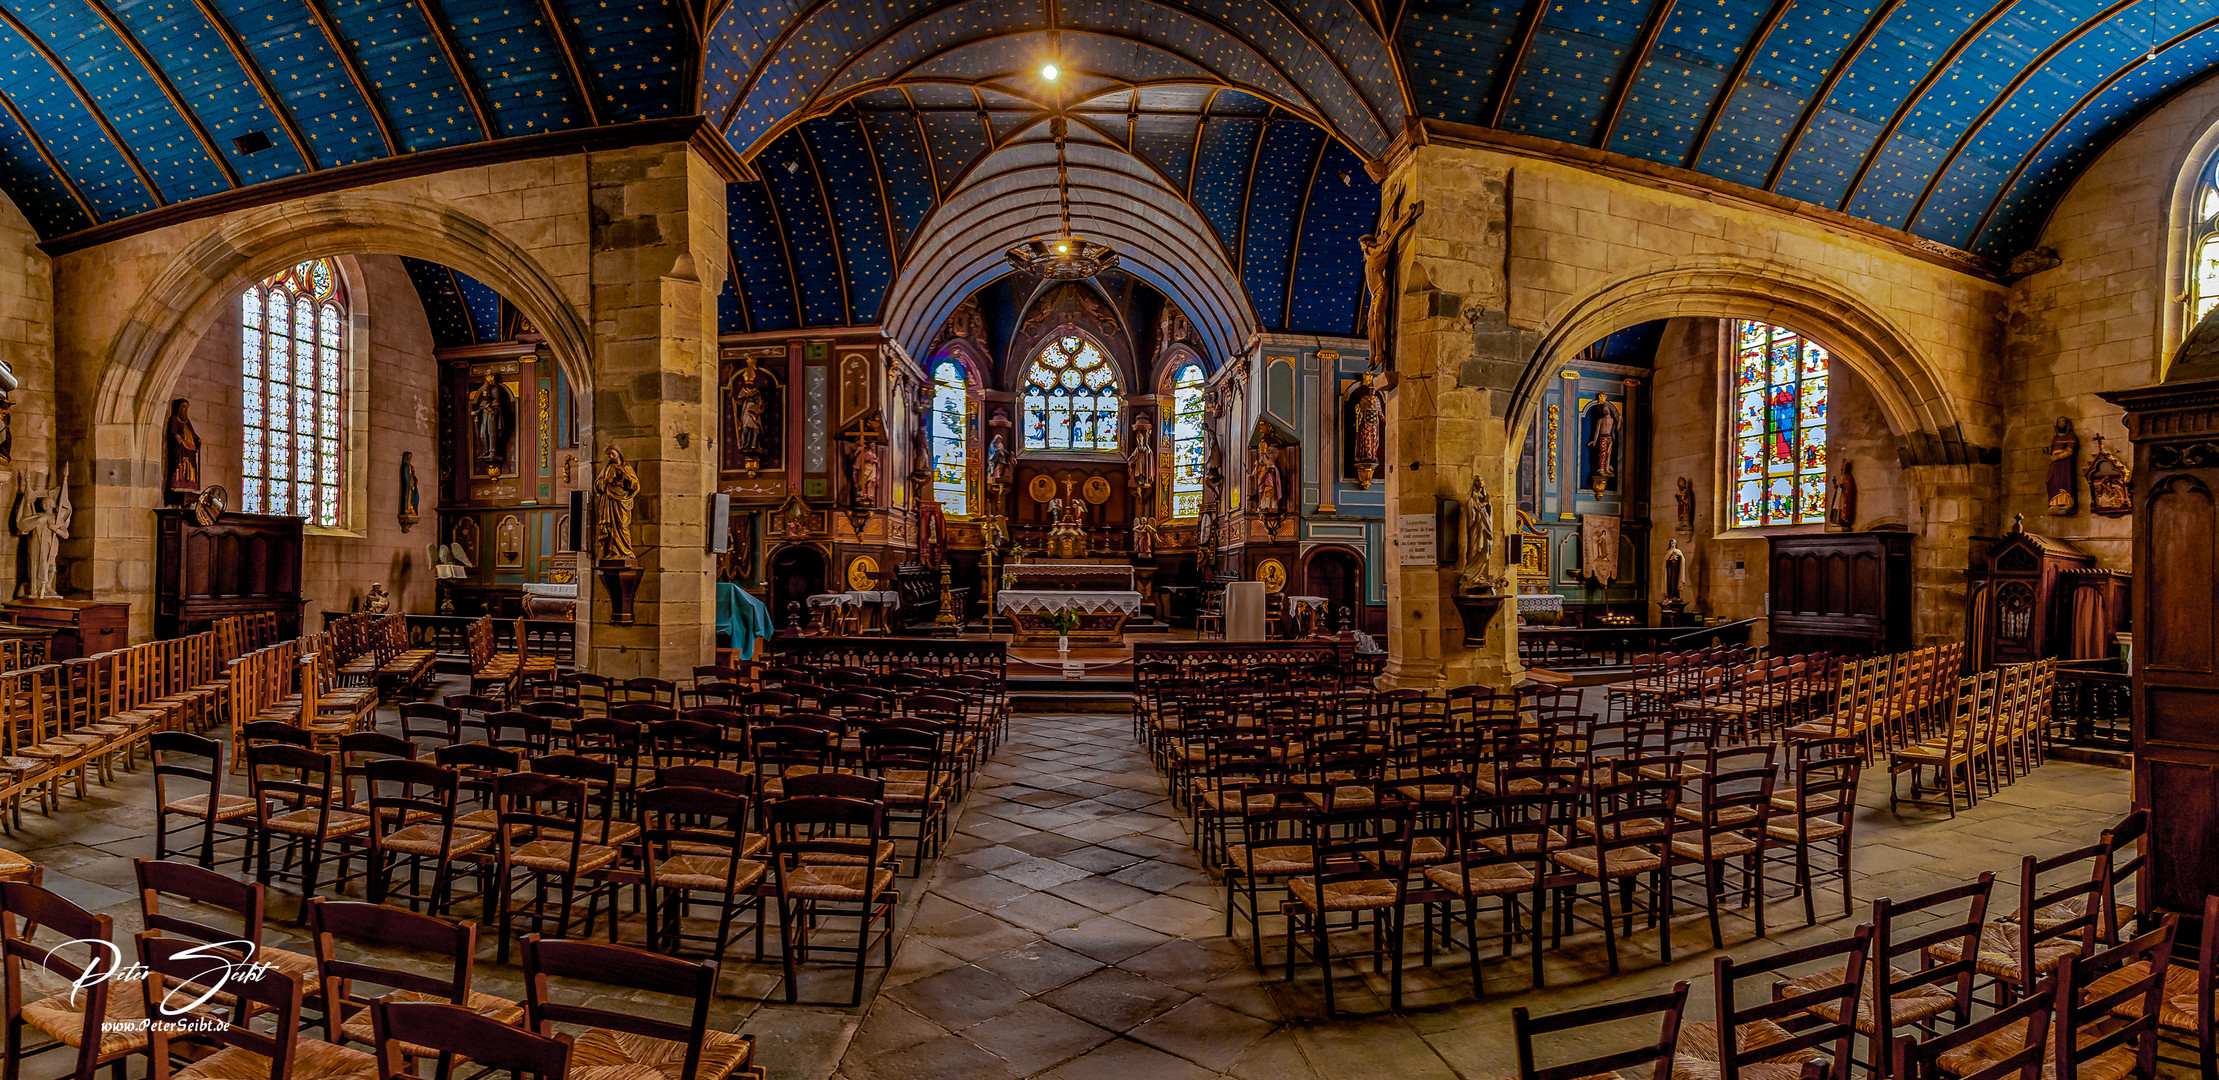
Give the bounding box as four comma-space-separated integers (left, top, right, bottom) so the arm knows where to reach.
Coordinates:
242, 258, 345, 526
2192, 160, 2219, 326
929, 359, 970, 516
1169, 363, 1206, 517
1021, 336, 1122, 452
1729, 320, 1828, 528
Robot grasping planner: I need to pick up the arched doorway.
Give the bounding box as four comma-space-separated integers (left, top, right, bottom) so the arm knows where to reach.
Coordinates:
766, 544, 828, 628
1303, 547, 1363, 633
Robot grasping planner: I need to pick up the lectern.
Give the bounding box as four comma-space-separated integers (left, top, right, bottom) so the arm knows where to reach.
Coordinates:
2104, 353, 2219, 916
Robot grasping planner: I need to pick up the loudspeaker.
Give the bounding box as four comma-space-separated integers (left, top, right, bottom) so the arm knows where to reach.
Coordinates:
565, 490, 586, 552
708, 493, 732, 553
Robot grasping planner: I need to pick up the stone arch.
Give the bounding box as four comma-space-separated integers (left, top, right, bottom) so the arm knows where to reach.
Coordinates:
95, 192, 593, 460
2161, 105, 2219, 371
1503, 261, 1977, 467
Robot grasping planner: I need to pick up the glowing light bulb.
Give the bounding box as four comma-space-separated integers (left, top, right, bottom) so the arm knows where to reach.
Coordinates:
1041, 62, 1060, 81
1056, 242, 1070, 253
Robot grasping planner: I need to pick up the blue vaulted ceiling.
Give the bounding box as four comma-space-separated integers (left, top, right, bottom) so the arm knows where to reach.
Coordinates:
401, 255, 516, 349
0, 0, 2217, 299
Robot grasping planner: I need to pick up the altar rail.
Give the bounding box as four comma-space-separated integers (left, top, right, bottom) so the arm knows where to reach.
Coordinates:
1132, 640, 1380, 686
319, 612, 575, 670
765, 636, 1006, 676
2049, 660, 2131, 754
1516, 618, 1762, 667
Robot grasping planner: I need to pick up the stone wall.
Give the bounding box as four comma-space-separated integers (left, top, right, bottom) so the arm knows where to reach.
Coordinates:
170, 254, 440, 620
0, 191, 50, 603
2005, 70, 2219, 569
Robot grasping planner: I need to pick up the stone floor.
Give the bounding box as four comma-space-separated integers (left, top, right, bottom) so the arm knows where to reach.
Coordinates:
3, 700, 2134, 1080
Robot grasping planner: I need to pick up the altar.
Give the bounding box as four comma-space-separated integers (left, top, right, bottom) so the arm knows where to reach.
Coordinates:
995, 562, 1142, 646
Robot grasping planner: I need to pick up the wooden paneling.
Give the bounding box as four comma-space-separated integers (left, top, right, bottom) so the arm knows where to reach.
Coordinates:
2150, 478, 2216, 673
1766, 532, 1913, 656
155, 508, 304, 639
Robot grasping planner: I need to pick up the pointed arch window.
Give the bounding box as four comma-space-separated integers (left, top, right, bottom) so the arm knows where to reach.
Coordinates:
1021, 335, 1122, 452
1729, 320, 1828, 527
241, 258, 345, 526
2192, 164, 2219, 327
1168, 363, 1206, 517
930, 358, 971, 515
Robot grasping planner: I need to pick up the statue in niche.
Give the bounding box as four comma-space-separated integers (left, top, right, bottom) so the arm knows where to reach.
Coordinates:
910, 387, 933, 486
849, 438, 881, 509
2048, 417, 2079, 515
15, 464, 69, 600
1128, 416, 1156, 508
728, 354, 769, 457
1359, 199, 1426, 367
1828, 459, 1858, 530
1663, 538, 1684, 602
592, 445, 639, 561
1251, 440, 1284, 520
986, 430, 1009, 488
397, 451, 421, 534
165, 398, 201, 502
1675, 477, 1695, 533
1459, 477, 1497, 594
1586, 394, 1620, 492
470, 373, 515, 476
362, 582, 391, 614
1202, 435, 1224, 510
2085, 435, 2133, 517
1348, 371, 1384, 488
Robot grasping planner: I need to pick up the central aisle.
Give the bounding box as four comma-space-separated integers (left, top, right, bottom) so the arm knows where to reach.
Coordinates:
830, 712, 1464, 1080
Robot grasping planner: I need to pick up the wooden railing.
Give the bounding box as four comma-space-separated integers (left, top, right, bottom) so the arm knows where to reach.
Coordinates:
1132, 640, 1382, 686
1517, 618, 1763, 667
764, 636, 1005, 676
319, 612, 576, 669
2050, 660, 2131, 754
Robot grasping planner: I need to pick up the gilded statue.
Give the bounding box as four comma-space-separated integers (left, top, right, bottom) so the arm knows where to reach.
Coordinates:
592, 445, 639, 561
1349, 371, 1384, 487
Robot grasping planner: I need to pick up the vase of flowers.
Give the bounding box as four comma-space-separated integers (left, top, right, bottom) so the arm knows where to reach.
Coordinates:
1050, 608, 1079, 653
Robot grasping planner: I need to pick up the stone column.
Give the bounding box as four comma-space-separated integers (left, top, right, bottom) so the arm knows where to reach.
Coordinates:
1379, 145, 1527, 690
1902, 462, 1997, 650
583, 144, 730, 679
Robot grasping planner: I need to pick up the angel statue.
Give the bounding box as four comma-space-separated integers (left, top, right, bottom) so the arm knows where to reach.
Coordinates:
16, 464, 71, 600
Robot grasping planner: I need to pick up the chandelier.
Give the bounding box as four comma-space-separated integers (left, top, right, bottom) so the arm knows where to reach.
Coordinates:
1005, 115, 1118, 280
1006, 235, 1119, 279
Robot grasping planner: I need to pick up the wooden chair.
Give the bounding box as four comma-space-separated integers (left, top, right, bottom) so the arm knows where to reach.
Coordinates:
1669, 746, 1776, 949
1284, 802, 1412, 1015
1423, 788, 1556, 993
1928, 842, 2106, 1007
246, 741, 369, 922
2, 881, 149, 1080
1510, 982, 1689, 1080
1782, 874, 1994, 1080
492, 772, 624, 963
397, 702, 461, 751
1549, 771, 1679, 974
371, 999, 571, 1080
364, 758, 490, 916
1676, 926, 1874, 1080
1888, 672, 1981, 817
138, 933, 377, 1080
134, 858, 322, 1001
152, 730, 255, 867
521, 936, 762, 1080
640, 785, 766, 963
309, 899, 524, 1068
1928, 922, 2177, 1080
765, 793, 899, 1006
1896, 978, 2054, 1080
1765, 748, 1862, 925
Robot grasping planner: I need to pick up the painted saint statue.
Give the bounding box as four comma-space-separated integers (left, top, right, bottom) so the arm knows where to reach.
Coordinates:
166, 398, 201, 501
1349, 371, 1384, 488
592, 445, 639, 561
2047, 417, 2078, 515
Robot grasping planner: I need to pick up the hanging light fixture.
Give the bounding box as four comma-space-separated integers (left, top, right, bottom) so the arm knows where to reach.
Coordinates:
1006, 5, 1116, 280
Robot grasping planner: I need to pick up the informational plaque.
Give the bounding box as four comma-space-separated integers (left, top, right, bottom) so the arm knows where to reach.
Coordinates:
1397, 513, 1437, 566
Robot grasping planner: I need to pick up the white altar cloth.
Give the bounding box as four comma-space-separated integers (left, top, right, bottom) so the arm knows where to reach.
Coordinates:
807, 590, 902, 609
996, 590, 1142, 616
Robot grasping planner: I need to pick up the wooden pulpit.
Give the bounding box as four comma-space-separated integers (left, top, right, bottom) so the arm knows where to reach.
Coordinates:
2104, 364, 2219, 916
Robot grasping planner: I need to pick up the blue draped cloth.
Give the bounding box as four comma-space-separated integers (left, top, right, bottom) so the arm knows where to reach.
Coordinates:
718, 582, 771, 660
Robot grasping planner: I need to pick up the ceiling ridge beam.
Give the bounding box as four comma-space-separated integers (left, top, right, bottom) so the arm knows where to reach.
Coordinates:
1967, 16, 2219, 250
77, 0, 240, 189
1283, 129, 1331, 329
1487, 0, 1550, 128
0, 80, 96, 225
1763, 0, 1909, 190
1902, 0, 2140, 230
1235, 114, 1270, 278
407, 0, 497, 141
183, 0, 318, 170
1837, 0, 2024, 217
0, 4, 165, 205
850, 103, 904, 272
795, 123, 855, 326
755, 172, 806, 329
898, 87, 945, 200
297, 0, 400, 156
531, 0, 602, 126
1683, 0, 1795, 170
749, 12, 1348, 163
1598, 0, 1679, 152
1190, 89, 1218, 200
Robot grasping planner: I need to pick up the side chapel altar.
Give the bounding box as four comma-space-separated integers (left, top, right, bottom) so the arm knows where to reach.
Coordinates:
996, 562, 1142, 646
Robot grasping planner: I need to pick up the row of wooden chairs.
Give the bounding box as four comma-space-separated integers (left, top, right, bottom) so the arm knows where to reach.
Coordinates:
0, 617, 248, 828
1604, 645, 1760, 720
1887, 660, 2059, 816
327, 611, 438, 702
2, 864, 765, 1080
1784, 643, 1968, 758
225, 638, 378, 762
